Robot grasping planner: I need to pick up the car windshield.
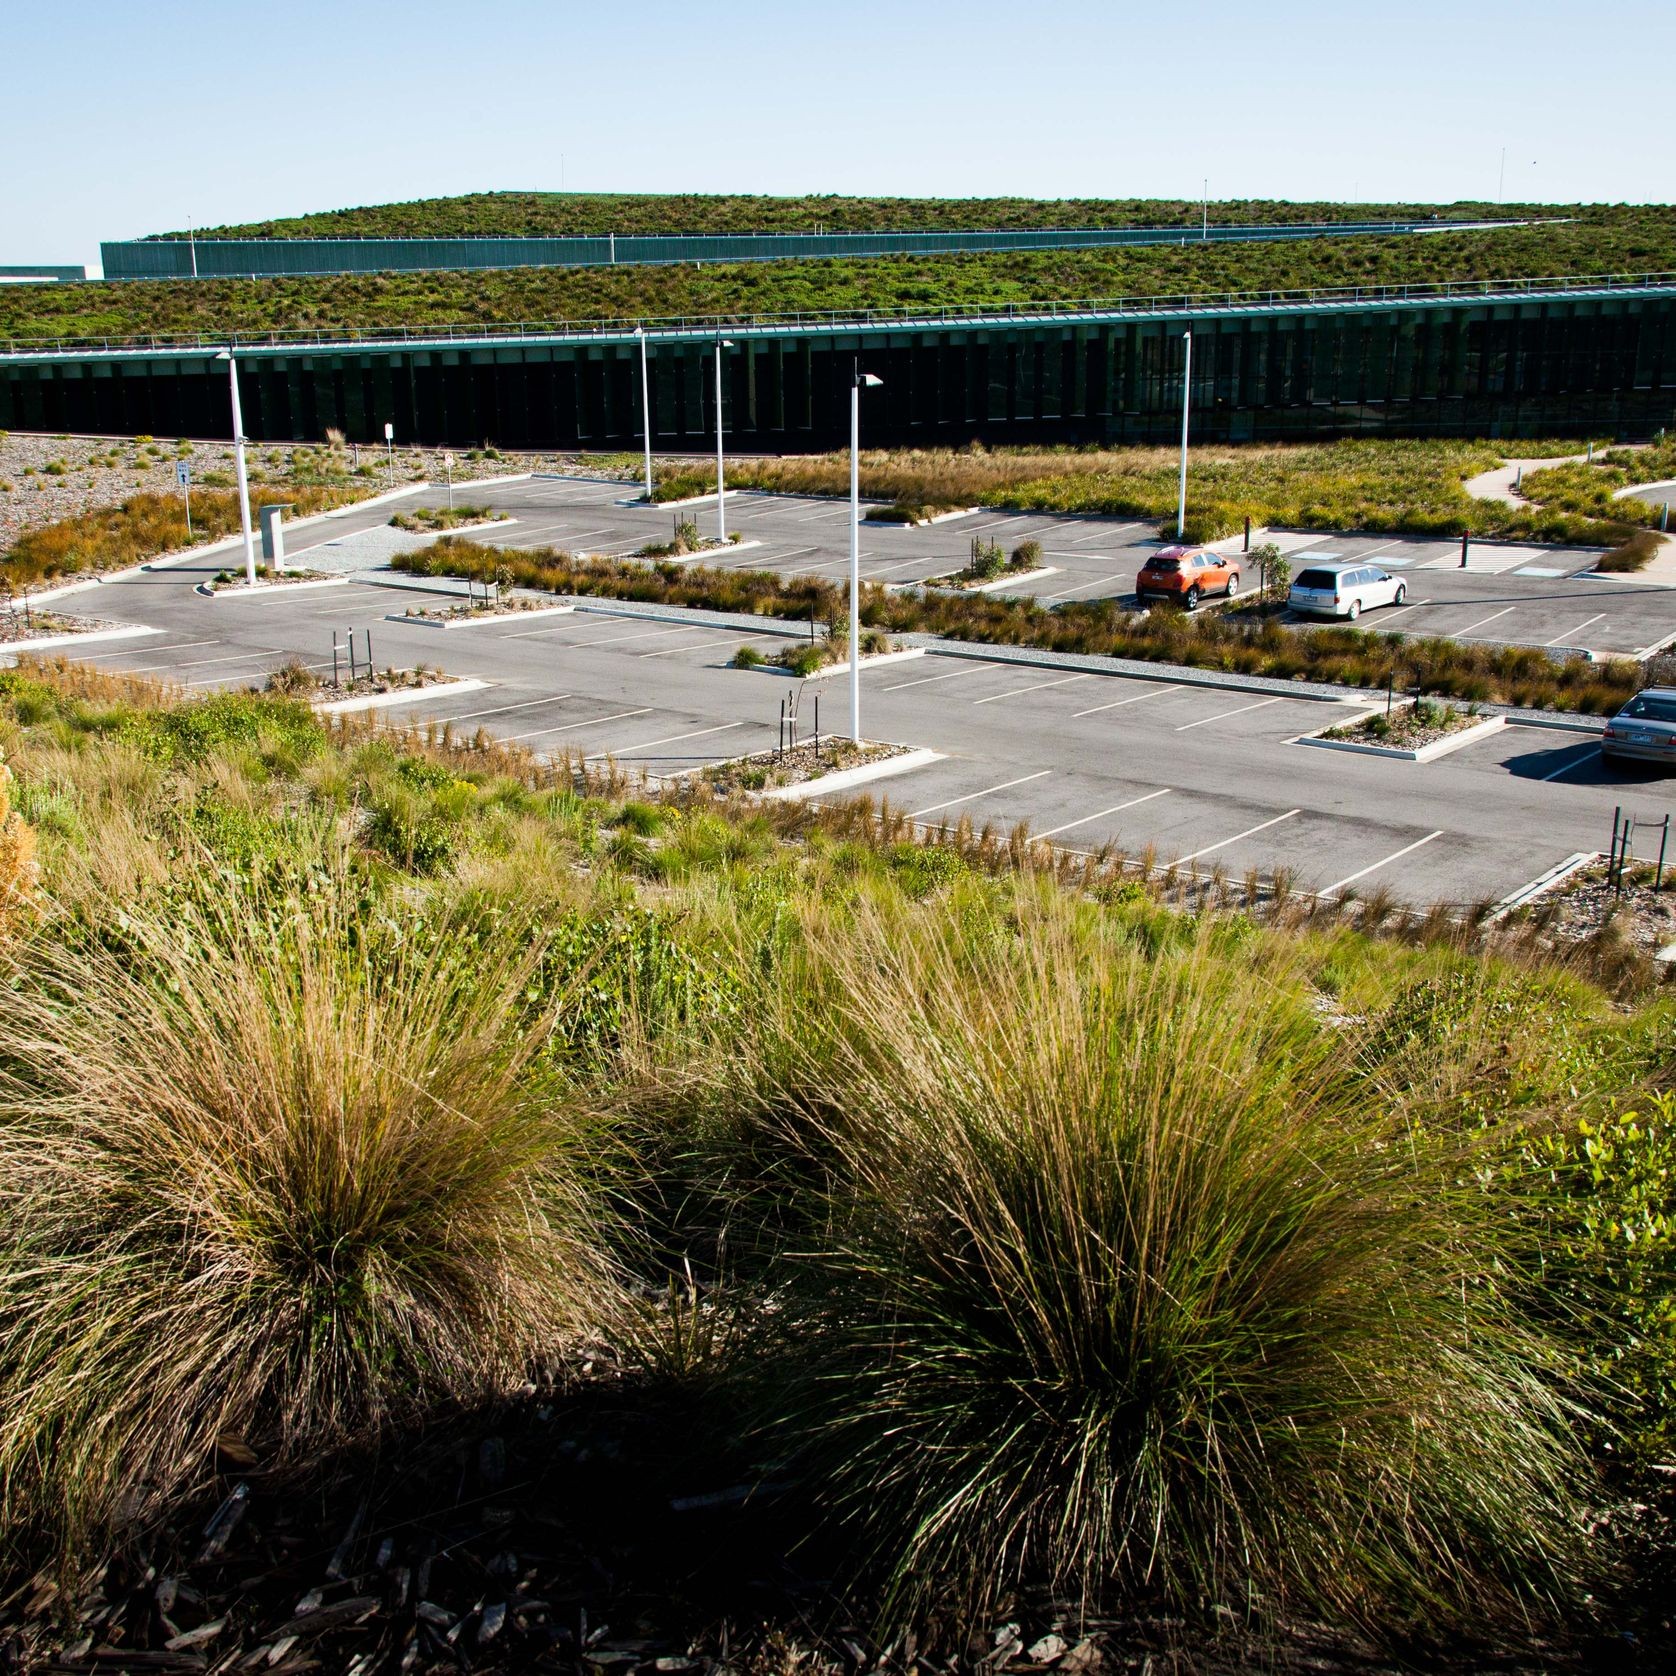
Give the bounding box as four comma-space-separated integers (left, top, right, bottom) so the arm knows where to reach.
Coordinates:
1149, 557, 1183, 572
1293, 569, 1339, 590
1621, 694, 1676, 724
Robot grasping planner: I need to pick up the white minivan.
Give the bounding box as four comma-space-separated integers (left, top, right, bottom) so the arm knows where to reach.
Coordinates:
1288, 560, 1407, 620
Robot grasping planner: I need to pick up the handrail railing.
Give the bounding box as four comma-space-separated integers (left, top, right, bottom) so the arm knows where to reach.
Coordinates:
4, 269, 1674, 359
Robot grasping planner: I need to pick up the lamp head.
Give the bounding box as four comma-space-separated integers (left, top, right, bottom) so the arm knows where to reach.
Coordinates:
858, 372, 883, 388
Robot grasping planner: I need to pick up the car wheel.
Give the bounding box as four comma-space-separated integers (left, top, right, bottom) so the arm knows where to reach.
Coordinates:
1393, 584, 1406, 607
1225, 573, 1240, 598
1346, 597, 1361, 621
1186, 585, 1202, 610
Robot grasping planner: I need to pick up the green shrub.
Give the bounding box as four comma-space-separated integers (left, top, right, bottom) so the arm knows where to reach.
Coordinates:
1010, 537, 1043, 571
733, 644, 765, 669
763, 915, 1592, 1631
1529, 1093, 1676, 1458
965, 536, 1005, 581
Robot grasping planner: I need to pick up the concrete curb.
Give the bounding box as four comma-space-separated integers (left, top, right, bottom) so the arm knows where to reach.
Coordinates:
1490, 851, 1599, 921
759, 746, 944, 802
314, 677, 489, 715
745, 647, 926, 679
397, 517, 519, 539
1296, 712, 1506, 762
386, 604, 576, 631
608, 539, 764, 563
865, 507, 979, 527
195, 577, 350, 600
918, 639, 1354, 703
925, 566, 1060, 595
2, 622, 161, 660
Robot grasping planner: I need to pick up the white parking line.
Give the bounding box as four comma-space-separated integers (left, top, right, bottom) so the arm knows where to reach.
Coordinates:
433, 694, 569, 725
863, 556, 934, 578
515, 623, 692, 647
1073, 684, 1180, 717
1033, 788, 1171, 840
1540, 743, 1600, 782
1171, 809, 1300, 868
601, 721, 744, 757
125, 650, 269, 673
1374, 598, 1432, 624
183, 658, 331, 689
1546, 613, 1606, 647
1072, 523, 1145, 545
100, 637, 220, 657
1453, 606, 1516, 638
1320, 830, 1445, 897
880, 667, 983, 692
504, 706, 653, 742
638, 633, 782, 659
1037, 573, 1132, 602
1174, 696, 1286, 731
971, 674, 1091, 706
907, 770, 1052, 819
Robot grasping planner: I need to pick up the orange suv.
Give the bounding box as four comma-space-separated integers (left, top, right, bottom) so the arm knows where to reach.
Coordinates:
1135, 546, 1241, 609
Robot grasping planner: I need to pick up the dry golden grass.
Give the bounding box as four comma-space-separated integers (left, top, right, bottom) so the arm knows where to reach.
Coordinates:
0, 865, 622, 1564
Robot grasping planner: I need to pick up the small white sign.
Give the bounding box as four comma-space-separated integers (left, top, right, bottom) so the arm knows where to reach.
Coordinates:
384, 422, 394, 442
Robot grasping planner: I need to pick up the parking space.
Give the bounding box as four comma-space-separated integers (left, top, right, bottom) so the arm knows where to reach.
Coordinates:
1268, 530, 1675, 658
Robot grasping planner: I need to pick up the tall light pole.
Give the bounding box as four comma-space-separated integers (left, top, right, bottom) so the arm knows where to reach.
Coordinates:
1176, 330, 1192, 541
637, 326, 654, 501
215, 349, 257, 585
714, 337, 734, 543
849, 369, 883, 743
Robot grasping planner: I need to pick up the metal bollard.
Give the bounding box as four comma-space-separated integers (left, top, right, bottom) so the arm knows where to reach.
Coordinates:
1460, 531, 1469, 568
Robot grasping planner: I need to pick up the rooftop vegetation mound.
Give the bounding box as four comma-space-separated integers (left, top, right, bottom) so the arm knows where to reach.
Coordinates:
148, 191, 1544, 242
5, 209, 1674, 344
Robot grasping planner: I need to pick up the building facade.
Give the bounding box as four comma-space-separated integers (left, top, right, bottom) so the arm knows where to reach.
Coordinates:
4, 280, 1674, 451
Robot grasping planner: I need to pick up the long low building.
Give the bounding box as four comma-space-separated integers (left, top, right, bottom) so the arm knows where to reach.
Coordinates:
3, 273, 1674, 451
99, 219, 1520, 280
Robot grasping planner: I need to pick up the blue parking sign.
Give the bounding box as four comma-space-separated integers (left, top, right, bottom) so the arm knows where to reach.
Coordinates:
176, 461, 190, 485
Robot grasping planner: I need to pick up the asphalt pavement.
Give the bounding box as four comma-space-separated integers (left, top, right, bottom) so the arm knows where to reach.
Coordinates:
418, 476, 1676, 662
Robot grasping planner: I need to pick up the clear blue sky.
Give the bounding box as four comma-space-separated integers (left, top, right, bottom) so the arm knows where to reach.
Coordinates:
8, 0, 1673, 270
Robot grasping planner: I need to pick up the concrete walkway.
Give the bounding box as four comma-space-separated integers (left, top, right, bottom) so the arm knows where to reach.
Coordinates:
1463, 454, 1590, 506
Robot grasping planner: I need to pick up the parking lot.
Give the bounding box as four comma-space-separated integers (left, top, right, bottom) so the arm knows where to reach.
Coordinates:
387, 476, 1676, 663
29, 514, 1676, 912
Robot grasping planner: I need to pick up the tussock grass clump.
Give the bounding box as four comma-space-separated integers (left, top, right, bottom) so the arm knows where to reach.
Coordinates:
0, 870, 617, 1564
765, 912, 1592, 1633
